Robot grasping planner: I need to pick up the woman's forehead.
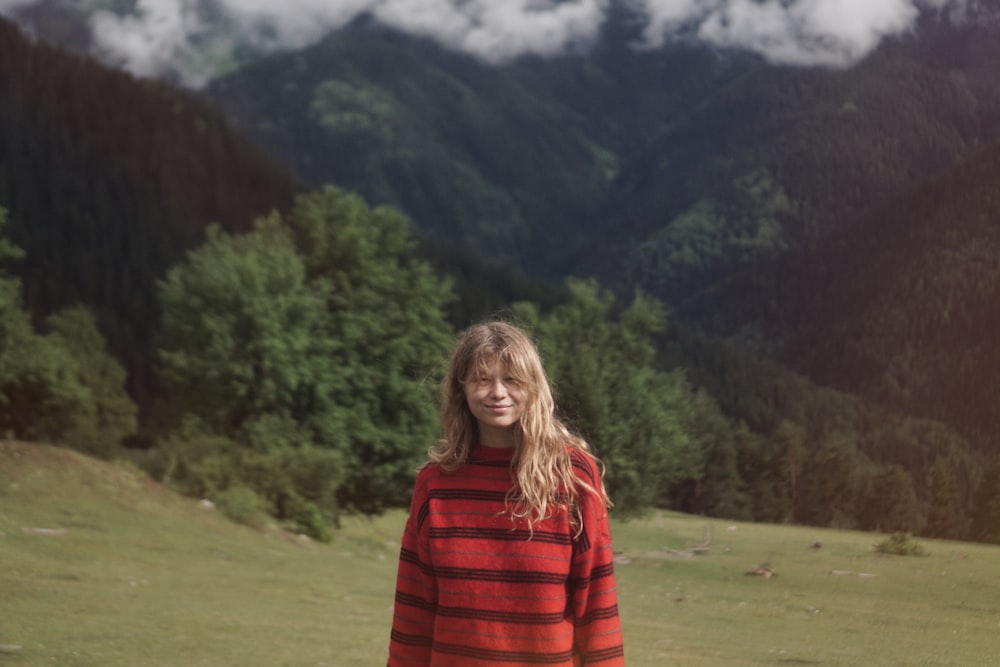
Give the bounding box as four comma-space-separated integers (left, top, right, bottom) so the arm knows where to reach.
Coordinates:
469, 349, 527, 375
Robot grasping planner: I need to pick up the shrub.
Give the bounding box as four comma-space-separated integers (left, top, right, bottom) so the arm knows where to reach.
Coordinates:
216, 485, 265, 527
873, 532, 928, 556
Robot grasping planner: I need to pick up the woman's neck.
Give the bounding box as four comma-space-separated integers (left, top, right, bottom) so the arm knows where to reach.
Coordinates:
478, 424, 515, 449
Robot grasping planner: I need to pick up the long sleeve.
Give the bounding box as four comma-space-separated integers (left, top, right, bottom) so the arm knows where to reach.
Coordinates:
569, 453, 625, 665
387, 468, 437, 666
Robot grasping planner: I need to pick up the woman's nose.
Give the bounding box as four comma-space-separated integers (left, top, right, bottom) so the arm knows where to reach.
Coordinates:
488, 379, 507, 397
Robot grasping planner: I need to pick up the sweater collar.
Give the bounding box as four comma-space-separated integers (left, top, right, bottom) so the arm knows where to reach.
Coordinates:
470, 442, 516, 463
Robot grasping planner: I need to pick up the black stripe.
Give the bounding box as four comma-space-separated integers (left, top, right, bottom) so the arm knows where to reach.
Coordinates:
466, 457, 514, 468
576, 604, 619, 625
429, 488, 509, 502
390, 629, 433, 647
429, 527, 571, 545
427, 564, 568, 586
435, 641, 574, 663
437, 604, 565, 625
582, 644, 625, 661
575, 562, 615, 588
571, 450, 596, 485
395, 591, 437, 613
399, 547, 421, 566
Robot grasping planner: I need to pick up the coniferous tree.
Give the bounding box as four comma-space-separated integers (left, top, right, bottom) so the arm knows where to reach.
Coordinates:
924, 455, 965, 539
859, 464, 921, 534
969, 459, 1000, 544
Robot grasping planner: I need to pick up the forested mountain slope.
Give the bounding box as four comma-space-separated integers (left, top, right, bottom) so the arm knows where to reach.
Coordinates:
0, 17, 302, 399
679, 137, 1000, 454
201, 13, 1000, 462
204, 17, 1000, 300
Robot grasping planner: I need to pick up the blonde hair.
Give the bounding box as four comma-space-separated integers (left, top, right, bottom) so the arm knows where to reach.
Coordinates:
430, 321, 610, 532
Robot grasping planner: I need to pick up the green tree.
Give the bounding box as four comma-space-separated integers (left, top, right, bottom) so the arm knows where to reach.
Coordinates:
157, 215, 342, 536
45, 306, 139, 457
924, 454, 965, 539
283, 186, 454, 512
796, 435, 861, 528
516, 279, 702, 514
859, 464, 921, 534
969, 459, 1000, 544
158, 217, 333, 436
157, 187, 455, 529
697, 415, 755, 521
0, 209, 87, 441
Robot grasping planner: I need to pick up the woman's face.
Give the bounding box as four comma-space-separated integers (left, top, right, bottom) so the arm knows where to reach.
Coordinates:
463, 360, 525, 446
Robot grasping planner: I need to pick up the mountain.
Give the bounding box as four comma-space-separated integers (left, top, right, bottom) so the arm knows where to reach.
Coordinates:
195, 15, 1000, 459
0, 17, 302, 400
202, 16, 1000, 299
679, 138, 1000, 454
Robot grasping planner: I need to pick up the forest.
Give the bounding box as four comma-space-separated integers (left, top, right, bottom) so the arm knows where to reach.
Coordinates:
2, 13, 1000, 544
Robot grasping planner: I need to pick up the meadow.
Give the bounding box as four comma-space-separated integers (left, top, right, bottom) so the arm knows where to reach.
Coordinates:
2, 440, 999, 666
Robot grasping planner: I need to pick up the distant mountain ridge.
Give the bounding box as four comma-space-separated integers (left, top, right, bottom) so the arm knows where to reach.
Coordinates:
198, 15, 1000, 455
204, 17, 1000, 292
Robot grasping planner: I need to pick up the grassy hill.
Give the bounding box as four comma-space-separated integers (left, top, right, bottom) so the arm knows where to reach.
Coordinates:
3, 440, 999, 666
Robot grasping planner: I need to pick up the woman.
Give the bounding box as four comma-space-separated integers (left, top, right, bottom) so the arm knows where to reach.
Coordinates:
387, 321, 625, 666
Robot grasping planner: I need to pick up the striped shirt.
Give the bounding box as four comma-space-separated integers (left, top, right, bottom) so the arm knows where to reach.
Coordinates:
387, 443, 625, 666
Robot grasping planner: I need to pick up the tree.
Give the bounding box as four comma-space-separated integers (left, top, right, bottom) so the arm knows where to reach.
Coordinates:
696, 411, 755, 521
969, 458, 1000, 544
157, 187, 455, 529
158, 217, 333, 434
515, 279, 702, 514
859, 464, 921, 534
283, 186, 455, 512
924, 454, 966, 539
795, 435, 861, 528
157, 215, 343, 534
0, 209, 87, 440
46, 305, 139, 457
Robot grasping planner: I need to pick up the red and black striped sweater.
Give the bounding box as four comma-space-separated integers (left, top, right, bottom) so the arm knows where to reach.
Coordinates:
387, 443, 625, 666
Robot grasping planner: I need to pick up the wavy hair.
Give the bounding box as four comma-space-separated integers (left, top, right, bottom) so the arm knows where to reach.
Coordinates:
429, 321, 610, 533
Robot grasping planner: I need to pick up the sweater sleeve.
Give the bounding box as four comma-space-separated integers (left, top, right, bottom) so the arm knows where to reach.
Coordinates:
387, 468, 437, 667
569, 454, 625, 666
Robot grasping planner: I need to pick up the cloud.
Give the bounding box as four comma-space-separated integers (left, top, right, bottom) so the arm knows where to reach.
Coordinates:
372, 0, 611, 61
630, 0, 952, 67
0, 0, 974, 85
0, 0, 34, 10
66, 0, 612, 86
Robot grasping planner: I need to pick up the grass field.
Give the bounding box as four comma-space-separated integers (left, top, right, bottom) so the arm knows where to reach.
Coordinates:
2, 440, 999, 666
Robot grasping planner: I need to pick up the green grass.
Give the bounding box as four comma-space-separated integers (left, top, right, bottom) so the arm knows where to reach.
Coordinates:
2, 441, 999, 666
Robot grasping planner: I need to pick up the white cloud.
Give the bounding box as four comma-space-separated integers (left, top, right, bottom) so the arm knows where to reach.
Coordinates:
372, 0, 610, 62
89, 0, 207, 79
0, 0, 34, 10
632, 0, 946, 67
0, 0, 976, 84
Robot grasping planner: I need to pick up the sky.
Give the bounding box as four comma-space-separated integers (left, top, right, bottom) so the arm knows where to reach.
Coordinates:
0, 0, 975, 86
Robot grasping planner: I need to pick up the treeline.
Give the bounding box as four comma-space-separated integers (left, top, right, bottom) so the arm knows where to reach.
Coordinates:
5, 188, 1000, 544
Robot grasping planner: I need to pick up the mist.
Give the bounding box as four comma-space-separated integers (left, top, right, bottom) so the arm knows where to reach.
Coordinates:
0, 0, 973, 86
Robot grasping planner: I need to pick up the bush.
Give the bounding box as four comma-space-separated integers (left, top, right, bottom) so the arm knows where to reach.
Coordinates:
873, 532, 928, 556
216, 485, 265, 527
